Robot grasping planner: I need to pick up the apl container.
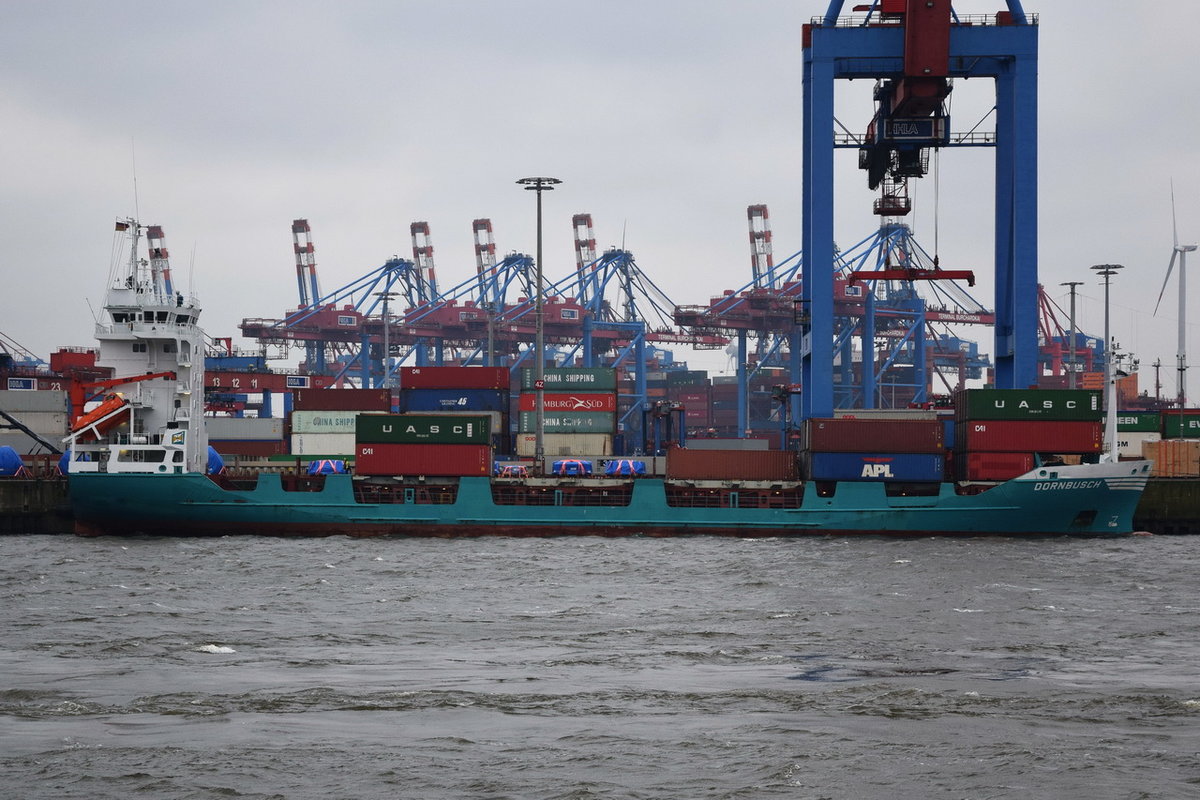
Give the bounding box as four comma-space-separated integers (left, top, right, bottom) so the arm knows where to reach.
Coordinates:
956, 420, 1102, 453
1161, 410, 1200, 439
957, 451, 1035, 481
399, 388, 509, 413
399, 366, 509, 390
517, 411, 615, 433
355, 442, 492, 476
954, 389, 1102, 421
665, 448, 797, 481
802, 418, 944, 453
292, 388, 391, 412
803, 451, 944, 482
356, 414, 491, 445
519, 367, 617, 392
517, 393, 617, 413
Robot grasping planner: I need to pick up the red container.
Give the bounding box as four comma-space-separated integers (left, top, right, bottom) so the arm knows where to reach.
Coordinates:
208, 439, 287, 458
957, 451, 1035, 482
399, 366, 509, 390
957, 420, 1102, 454
293, 388, 391, 412
802, 418, 944, 454
355, 442, 491, 477
666, 448, 797, 481
517, 392, 617, 413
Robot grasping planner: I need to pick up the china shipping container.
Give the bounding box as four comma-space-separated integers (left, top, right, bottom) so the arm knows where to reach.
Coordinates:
666, 448, 797, 481
356, 413, 491, 445
515, 433, 613, 457
292, 388, 391, 412
517, 411, 615, 433
953, 388, 1102, 421
290, 432, 357, 456
398, 366, 509, 390
956, 420, 1102, 453
290, 410, 361, 434
1161, 410, 1200, 439
399, 388, 508, 413
802, 451, 944, 482
517, 392, 617, 413
1116, 412, 1161, 432
355, 442, 491, 477
957, 451, 1035, 481
519, 367, 617, 392
802, 418, 944, 453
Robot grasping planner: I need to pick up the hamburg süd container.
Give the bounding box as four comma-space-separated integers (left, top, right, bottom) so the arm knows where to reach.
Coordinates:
956, 420, 1102, 453
399, 366, 509, 390
953, 388, 1102, 421
803, 451, 945, 482
355, 442, 492, 477
956, 451, 1036, 482
292, 388, 391, 412
399, 388, 509, 413
517, 392, 617, 413
665, 448, 797, 481
802, 418, 944, 454
356, 413, 491, 445
519, 367, 617, 392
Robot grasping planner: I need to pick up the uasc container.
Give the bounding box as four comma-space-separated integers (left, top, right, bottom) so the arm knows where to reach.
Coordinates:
355, 442, 491, 476
356, 413, 491, 445
954, 388, 1102, 422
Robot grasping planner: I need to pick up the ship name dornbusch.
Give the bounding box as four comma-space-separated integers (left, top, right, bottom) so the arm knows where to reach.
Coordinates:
1033, 480, 1104, 491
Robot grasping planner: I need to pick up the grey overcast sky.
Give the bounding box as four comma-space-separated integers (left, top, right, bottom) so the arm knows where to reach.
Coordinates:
2, 1, 1198, 397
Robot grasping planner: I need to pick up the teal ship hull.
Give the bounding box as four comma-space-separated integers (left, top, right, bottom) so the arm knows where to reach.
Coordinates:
69, 460, 1153, 537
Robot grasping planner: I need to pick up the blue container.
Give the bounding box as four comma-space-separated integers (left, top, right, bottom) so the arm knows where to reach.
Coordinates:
399, 388, 509, 413
941, 418, 956, 450
805, 451, 944, 482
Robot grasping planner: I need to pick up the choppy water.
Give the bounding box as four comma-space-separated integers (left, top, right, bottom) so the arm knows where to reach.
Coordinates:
2, 533, 1199, 799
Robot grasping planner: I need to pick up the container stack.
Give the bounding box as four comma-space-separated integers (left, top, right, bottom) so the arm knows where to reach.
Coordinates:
290, 388, 391, 456
1145, 409, 1200, 477
516, 367, 616, 457
0, 390, 67, 453
208, 417, 287, 457
355, 413, 492, 476
953, 389, 1103, 481
1116, 411, 1161, 460
397, 367, 510, 452
800, 416, 945, 483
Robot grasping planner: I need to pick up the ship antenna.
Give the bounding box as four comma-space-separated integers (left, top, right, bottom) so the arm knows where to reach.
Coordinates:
131, 137, 141, 223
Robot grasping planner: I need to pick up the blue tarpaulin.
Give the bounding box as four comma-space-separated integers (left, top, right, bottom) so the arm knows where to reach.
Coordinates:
307, 459, 346, 475
207, 446, 225, 475
494, 462, 529, 477
0, 446, 27, 477
552, 459, 592, 476
604, 459, 646, 476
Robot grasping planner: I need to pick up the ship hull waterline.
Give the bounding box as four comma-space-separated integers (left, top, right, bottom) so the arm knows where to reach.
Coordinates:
69, 461, 1152, 538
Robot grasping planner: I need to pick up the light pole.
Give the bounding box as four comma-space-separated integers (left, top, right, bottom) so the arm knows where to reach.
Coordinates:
517, 176, 561, 473
1060, 281, 1083, 389
1090, 264, 1124, 460
375, 290, 397, 389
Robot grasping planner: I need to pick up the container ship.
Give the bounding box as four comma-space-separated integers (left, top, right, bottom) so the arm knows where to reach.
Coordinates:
63, 221, 1153, 537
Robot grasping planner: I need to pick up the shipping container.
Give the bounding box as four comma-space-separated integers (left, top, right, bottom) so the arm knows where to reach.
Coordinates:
686, 438, 770, 451
354, 442, 492, 477
516, 433, 613, 457
399, 366, 509, 390
832, 409, 938, 420
1143, 439, 1200, 477
0, 389, 67, 413
666, 448, 797, 481
956, 420, 1102, 453
292, 388, 391, 412
517, 392, 617, 413
290, 410, 361, 434
1161, 410, 1200, 439
519, 367, 617, 392
957, 451, 1035, 482
803, 451, 944, 482
1117, 431, 1160, 460
0, 410, 69, 436
1116, 411, 1161, 433
356, 413, 491, 445
666, 370, 709, 387
205, 417, 286, 441
290, 432, 357, 456
802, 418, 944, 453
954, 388, 1102, 421
399, 388, 508, 413
517, 411, 615, 433
208, 439, 288, 458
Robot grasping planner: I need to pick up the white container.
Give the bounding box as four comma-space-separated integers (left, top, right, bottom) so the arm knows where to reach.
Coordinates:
1117, 431, 1160, 460
290, 432, 357, 456
0, 390, 67, 413
205, 416, 285, 441
6, 410, 69, 436
516, 432, 612, 457
291, 410, 361, 434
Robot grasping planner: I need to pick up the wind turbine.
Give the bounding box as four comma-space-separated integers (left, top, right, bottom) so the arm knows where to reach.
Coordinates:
1154, 183, 1196, 407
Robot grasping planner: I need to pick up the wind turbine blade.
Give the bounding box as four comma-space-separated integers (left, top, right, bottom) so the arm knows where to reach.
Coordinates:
1154, 249, 1178, 315
1171, 179, 1179, 249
